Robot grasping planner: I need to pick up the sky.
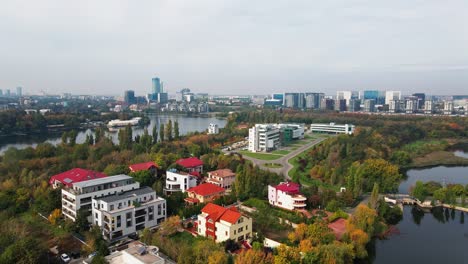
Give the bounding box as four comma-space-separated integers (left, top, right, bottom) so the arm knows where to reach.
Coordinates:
1, 0, 468, 96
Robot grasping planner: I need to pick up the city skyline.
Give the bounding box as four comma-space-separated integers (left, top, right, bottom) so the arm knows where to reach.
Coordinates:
1, 1, 468, 95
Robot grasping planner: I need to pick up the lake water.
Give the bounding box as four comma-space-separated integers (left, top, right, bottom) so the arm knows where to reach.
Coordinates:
0, 114, 226, 154
372, 206, 468, 264
398, 166, 468, 194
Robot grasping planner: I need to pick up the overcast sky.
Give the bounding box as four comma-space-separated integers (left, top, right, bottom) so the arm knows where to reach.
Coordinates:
1, 0, 468, 96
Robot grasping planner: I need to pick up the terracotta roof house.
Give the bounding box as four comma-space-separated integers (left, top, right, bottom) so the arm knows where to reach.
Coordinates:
206, 169, 236, 189
176, 157, 204, 174
328, 218, 347, 240
197, 203, 252, 243
49, 168, 107, 189
185, 183, 226, 204
129, 161, 158, 174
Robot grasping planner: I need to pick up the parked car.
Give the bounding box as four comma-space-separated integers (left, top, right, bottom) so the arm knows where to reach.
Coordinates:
60, 253, 71, 263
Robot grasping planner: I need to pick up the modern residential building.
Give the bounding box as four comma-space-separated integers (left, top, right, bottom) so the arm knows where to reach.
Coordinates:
176, 157, 204, 174
61, 175, 139, 221
424, 100, 434, 114
363, 99, 376, 113
208, 123, 220, 134
268, 182, 307, 211
385, 91, 402, 105
389, 100, 403, 113
206, 169, 236, 189
305, 93, 324, 109
129, 162, 158, 174
321, 98, 335, 110
444, 101, 454, 115
49, 168, 107, 189
92, 186, 166, 241
310, 123, 355, 135
185, 183, 226, 204
164, 170, 198, 194
405, 97, 419, 114
284, 93, 300, 108
412, 93, 426, 109
197, 203, 252, 243
104, 241, 174, 264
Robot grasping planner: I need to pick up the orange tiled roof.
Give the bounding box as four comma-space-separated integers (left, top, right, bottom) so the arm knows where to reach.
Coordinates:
187, 183, 225, 197
208, 169, 235, 178
201, 203, 241, 224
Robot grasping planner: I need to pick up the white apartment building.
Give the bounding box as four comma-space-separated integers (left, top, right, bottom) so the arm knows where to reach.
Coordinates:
405, 99, 418, 114
444, 101, 454, 115
164, 170, 198, 194
92, 186, 166, 241
268, 182, 307, 211
248, 124, 281, 152
61, 175, 140, 222
248, 123, 304, 152
424, 100, 434, 114
197, 203, 252, 243
208, 123, 220, 134
310, 123, 355, 135
389, 100, 402, 113
385, 91, 402, 105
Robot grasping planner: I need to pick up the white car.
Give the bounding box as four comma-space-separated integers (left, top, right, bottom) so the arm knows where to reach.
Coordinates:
60, 253, 71, 263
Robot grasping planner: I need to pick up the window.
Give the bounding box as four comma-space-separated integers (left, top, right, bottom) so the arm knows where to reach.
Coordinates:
225, 231, 228, 236
238, 227, 243, 233
110, 205, 114, 211
126, 212, 132, 227
246, 225, 248, 230
95, 213, 98, 219
117, 215, 121, 228
234, 230, 236, 235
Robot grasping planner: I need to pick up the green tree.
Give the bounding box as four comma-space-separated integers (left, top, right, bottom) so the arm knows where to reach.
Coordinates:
165, 120, 173, 141
174, 120, 180, 140
411, 181, 428, 201
152, 125, 158, 143
159, 124, 165, 142
129, 170, 155, 187
369, 183, 379, 210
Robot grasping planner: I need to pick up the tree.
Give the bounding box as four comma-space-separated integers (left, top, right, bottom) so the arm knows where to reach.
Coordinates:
274, 244, 301, 264
174, 120, 180, 140
165, 120, 173, 141
347, 205, 378, 236
48, 209, 62, 225
159, 124, 165, 142
411, 181, 428, 201
159, 216, 181, 236
235, 249, 273, 264
369, 183, 379, 210
129, 170, 154, 187
152, 125, 158, 144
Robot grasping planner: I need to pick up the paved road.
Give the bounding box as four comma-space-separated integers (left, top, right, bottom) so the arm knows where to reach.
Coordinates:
232, 136, 327, 179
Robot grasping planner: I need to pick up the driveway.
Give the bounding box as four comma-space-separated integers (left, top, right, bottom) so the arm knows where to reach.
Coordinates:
232, 136, 327, 180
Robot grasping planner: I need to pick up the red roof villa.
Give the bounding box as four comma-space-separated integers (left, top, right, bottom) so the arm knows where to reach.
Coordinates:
49, 168, 107, 189
129, 161, 158, 173
176, 157, 204, 174
268, 182, 307, 210
185, 183, 226, 204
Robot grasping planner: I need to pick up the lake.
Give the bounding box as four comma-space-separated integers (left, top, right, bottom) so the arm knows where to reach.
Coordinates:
372, 206, 468, 264
0, 114, 226, 154
399, 166, 468, 194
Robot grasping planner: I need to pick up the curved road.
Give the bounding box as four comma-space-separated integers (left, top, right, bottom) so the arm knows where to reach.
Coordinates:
234, 136, 327, 179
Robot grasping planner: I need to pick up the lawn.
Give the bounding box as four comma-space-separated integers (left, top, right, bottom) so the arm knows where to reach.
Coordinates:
239, 150, 283, 160
264, 163, 283, 168
271, 149, 290, 155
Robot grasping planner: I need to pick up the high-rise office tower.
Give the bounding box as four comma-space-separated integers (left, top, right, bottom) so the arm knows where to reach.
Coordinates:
152, 77, 161, 94
334, 99, 347, 111
124, 90, 136, 104
16, 86, 22, 97
348, 99, 361, 112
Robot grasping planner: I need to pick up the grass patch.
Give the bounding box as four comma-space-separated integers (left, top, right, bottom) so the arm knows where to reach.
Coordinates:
271, 150, 290, 155
403, 140, 449, 157
264, 163, 283, 168
239, 150, 283, 160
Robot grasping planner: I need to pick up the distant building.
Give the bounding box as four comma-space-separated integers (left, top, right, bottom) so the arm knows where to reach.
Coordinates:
124, 90, 136, 104
0, 89, 3, 96
157, 93, 168, 104
272, 93, 284, 104
197, 203, 252, 243
16, 86, 22, 97
49, 168, 107, 189
284, 93, 300, 108
385, 91, 402, 105
185, 183, 226, 204
363, 99, 376, 112
444, 101, 454, 115
268, 182, 307, 210
264, 98, 283, 106
405, 97, 419, 113
389, 100, 402, 113
61, 175, 139, 221
176, 157, 204, 174
206, 169, 236, 189
424, 100, 434, 114
92, 186, 166, 241
321, 98, 335, 110
348, 99, 361, 112
5, 89, 10, 97
310, 123, 355, 135
334, 99, 346, 111
412, 93, 425, 109
305, 93, 324, 109
152, 77, 162, 94
208, 123, 219, 134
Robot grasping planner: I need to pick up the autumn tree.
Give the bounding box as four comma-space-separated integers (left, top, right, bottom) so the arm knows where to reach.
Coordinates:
159, 215, 181, 236
48, 209, 61, 225
235, 248, 273, 264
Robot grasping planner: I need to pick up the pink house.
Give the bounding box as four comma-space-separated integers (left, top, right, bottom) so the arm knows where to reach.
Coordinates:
206, 169, 236, 189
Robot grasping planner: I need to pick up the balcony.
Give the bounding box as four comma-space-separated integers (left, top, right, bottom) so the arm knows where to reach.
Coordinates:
292, 195, 307, 201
